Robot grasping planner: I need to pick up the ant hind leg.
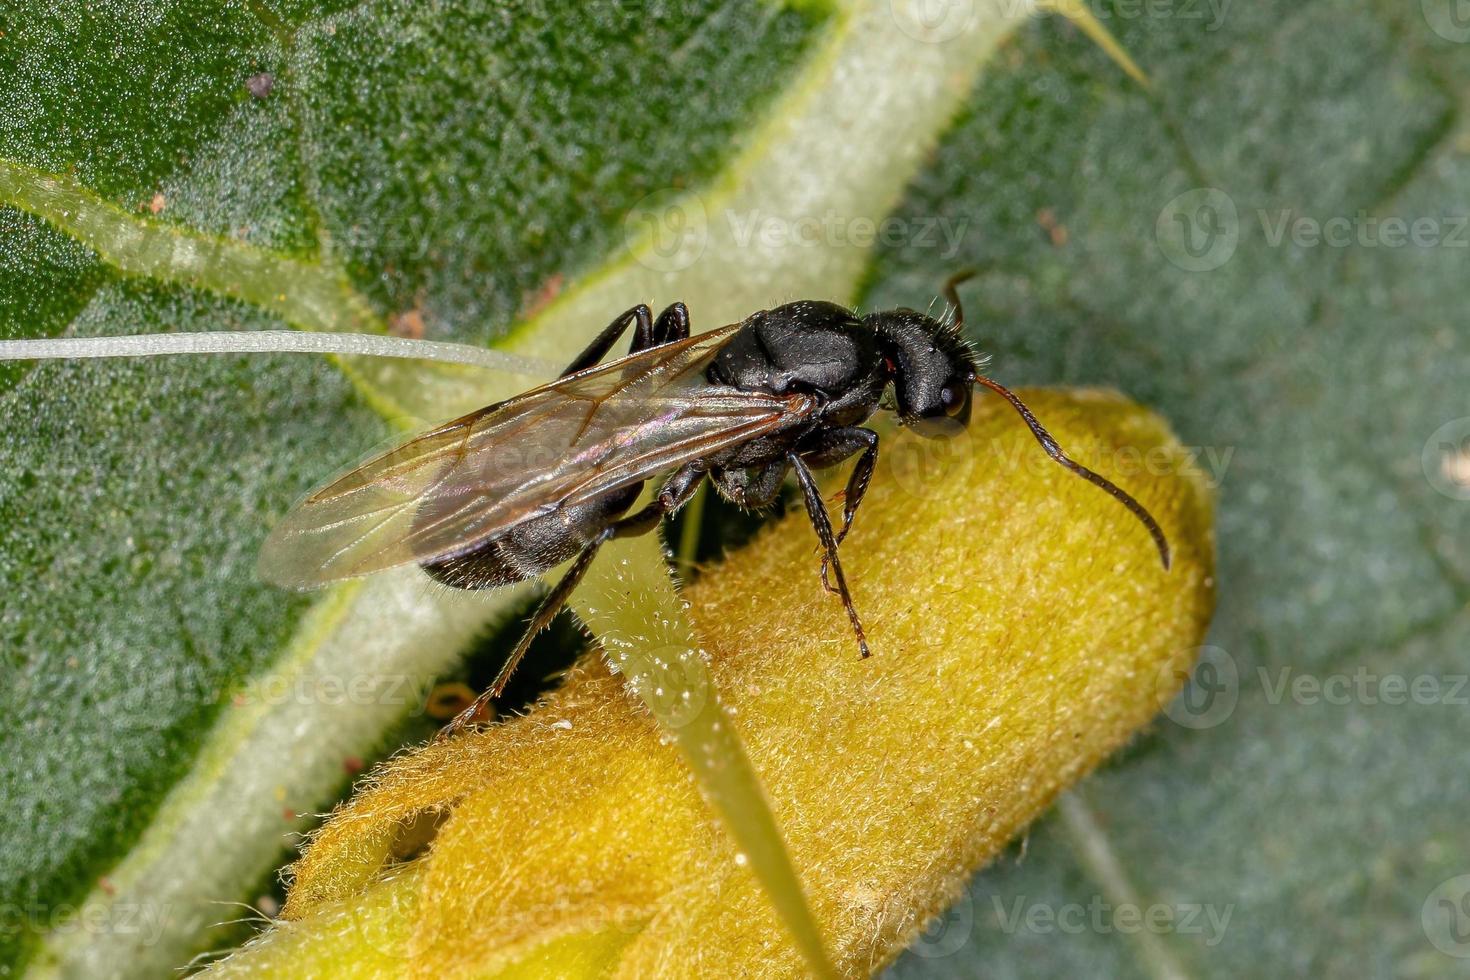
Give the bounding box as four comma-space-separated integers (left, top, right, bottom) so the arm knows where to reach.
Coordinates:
437, 531, 610, 740
652, 302, 691, 346
559, 304, 654, 376
557, 301, 693, 379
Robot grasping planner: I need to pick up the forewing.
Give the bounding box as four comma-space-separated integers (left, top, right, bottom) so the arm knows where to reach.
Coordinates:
258, 326, 812, 588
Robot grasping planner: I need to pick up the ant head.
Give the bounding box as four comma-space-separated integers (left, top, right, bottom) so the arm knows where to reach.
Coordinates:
864, 308, 982, 437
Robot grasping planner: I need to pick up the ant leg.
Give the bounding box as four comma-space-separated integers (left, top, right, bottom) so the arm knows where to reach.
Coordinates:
438, 532, 609, 739
652, 302, 691, 346
611, 463, 706, 538
437, 465, 704, 740
799, 427, 879, 592
799, 427, 878, 545
559, 305, 654, 376
789, 453, 870, 659
835, 433, 877, 546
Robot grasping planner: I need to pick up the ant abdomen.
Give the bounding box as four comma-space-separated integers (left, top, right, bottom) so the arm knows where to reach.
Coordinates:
419, 482, 642, 590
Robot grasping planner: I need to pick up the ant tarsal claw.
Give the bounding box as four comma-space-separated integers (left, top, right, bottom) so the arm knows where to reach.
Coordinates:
820, 557, 842, 595
435, 697, 492, 742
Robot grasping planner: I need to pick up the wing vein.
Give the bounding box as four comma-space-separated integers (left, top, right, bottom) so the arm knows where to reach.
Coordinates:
258, 325, 815, 588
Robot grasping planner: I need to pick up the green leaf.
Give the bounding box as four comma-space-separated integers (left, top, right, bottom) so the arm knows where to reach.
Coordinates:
874, 3, 1470, 976
0, 1, 826, 974
6, 0, 1056, 973
12, 0, 1449, 976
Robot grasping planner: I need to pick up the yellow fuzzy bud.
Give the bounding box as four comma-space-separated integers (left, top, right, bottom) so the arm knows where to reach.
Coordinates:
208, 388, 1215, 978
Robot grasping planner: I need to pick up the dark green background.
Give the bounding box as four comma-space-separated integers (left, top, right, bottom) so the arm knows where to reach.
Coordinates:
873, 3, 1470, 976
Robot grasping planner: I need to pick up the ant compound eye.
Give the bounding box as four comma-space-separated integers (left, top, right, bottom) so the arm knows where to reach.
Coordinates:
940, 382, 967, 417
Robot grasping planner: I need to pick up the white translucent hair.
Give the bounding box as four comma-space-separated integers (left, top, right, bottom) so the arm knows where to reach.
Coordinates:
0, 330, 552, 377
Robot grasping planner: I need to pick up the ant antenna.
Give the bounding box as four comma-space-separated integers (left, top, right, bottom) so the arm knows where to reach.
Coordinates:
942, 269, 979, 329
0, 330, 551, 376
971, 374, 1172, 570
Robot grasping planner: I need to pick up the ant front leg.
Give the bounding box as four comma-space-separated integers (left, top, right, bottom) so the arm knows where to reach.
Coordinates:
798, 427, 878, 592
789, 453, 870, 659
799, 427, 878, 545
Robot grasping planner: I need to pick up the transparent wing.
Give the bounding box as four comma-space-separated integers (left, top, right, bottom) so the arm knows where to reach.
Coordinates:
258, 325, 814, 588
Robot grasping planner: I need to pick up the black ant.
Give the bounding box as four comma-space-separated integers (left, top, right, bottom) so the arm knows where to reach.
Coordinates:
255, 273, 1169, 730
